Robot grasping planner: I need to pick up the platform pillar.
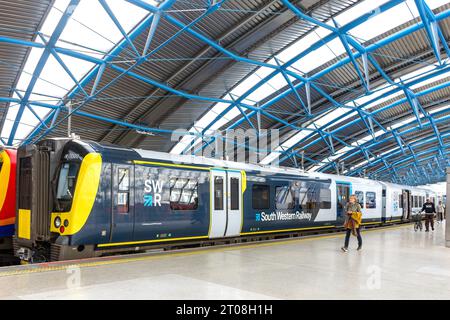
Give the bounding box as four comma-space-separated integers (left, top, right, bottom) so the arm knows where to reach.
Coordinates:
446, 168, 450, 247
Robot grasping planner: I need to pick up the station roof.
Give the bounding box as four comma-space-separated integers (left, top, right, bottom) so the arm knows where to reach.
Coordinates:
0, 0, 449, 185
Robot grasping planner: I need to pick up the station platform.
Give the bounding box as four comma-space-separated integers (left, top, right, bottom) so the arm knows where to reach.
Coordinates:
0, 222, 449, 300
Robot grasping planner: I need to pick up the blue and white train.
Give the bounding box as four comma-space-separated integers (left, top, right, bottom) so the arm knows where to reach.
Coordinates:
14, 138, 438, 262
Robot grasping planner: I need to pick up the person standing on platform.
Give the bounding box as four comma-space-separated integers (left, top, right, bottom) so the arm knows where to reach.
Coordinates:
421, 198, 436, 232
437, 201, 445, 224
341, 194, 363, 252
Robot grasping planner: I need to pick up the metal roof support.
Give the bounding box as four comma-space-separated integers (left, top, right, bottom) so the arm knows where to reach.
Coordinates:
186, 3, 450, 156
131, 1, 306, 82
184, 0, 407, 155
349, 130, 450, 179
232, 10, 450, 162
6, 0, 80, 146
344, 125, 450, 178
354, 109, 372, 136
403, 86, 424, 128
415, 0, 442, 65
36, 33, 90, 98
305, 81, 311, 114
142, 10, 161, 56
332, 18, 369, 92
368, 145, 450, 179
274, 58, 309, 115
428, 115, 444, 148
423, 5, 450, 59
392, 130, 405, 154
99, 0, 140, 58
49, 49, 89, 98
24, 0, 190, 143
23, 2, 173, 145
13, 90, 49, 130
229, 93, 256, 131
90, 63, 107, 96
311, 84, 450, 172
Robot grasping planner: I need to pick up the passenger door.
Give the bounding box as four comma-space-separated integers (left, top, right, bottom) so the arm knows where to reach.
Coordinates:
111, 164, 134, 242
336, 182, 351, 226
209, 170, 242, 238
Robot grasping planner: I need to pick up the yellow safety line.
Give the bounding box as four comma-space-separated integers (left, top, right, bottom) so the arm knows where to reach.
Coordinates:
97, 235, 209, 248
361, 221, 382, 226
0, 223, 412, 278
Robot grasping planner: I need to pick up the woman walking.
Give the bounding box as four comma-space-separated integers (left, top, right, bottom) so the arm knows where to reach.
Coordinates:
341, 194, 363, 252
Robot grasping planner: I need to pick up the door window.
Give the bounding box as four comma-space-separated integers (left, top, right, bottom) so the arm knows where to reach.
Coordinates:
117, 168, 130, 214
214, 176, 224, 210
366, 191, 376, 209
230, 177, 240, 210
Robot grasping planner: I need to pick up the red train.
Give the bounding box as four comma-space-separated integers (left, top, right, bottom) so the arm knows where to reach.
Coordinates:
0, 148, 16, 249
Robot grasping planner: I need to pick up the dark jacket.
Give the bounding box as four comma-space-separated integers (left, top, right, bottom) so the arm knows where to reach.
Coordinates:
421, 202, 436, 214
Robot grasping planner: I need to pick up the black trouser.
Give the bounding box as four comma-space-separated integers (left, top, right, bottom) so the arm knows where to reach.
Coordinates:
344, 228, 362, 248
425, 214, 434, 231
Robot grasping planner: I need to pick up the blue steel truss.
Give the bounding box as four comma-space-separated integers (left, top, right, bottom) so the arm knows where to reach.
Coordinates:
0, 0, 449, 186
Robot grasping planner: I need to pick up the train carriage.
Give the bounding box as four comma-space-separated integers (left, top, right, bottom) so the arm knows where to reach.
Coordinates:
13, 138, 424, 262
0, 148, 17, 249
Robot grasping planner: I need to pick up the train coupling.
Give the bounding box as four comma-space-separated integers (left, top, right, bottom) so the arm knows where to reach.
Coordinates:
17, 247, 33, 262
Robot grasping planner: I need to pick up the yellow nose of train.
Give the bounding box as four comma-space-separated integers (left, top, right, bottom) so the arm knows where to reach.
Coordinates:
50, 153, 102, 235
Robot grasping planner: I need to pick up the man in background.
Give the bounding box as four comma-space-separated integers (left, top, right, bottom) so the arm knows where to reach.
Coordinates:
421, 198, 436, 232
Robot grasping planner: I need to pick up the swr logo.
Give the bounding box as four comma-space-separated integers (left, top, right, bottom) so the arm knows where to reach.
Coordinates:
144, 179, 164, 207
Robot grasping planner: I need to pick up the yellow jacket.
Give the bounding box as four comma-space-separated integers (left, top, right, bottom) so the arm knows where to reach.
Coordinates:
344, 203, 363, 231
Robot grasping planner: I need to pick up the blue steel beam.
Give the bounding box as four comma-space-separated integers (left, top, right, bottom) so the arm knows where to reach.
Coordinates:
23, 0, 190, 144
181, 0, 407, 155
0, 0, 446, 172
192, 3, 450, 156
6, 0, 80, 145
327, 109, 450, 174
415, 0, 442, 65
342, 116, 450, 178
279, 67, 450, 164
99, 0, 141, 58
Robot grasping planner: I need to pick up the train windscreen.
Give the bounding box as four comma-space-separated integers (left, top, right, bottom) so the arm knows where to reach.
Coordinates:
54, 162, 80, 212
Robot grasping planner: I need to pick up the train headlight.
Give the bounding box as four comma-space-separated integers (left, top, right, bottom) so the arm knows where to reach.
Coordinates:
54, 216, 62, 228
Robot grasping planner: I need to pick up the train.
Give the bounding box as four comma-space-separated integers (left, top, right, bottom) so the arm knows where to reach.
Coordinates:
9, 137, 442, 263
0, 148, 16, 252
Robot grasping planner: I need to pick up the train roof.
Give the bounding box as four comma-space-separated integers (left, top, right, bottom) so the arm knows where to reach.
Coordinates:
46, 138, 420, 189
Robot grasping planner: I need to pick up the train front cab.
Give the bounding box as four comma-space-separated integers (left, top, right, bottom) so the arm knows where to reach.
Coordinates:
0, 149, 17, 249
14, 139, 100, 262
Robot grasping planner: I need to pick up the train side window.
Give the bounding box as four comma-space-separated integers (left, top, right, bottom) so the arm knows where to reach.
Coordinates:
320, 187, 331, 209
170, 177, 199, 210
355, 191, 364, 207
230, 177, 240, 210
414, 196, 418, 208
399, 194, 403, 208
419, 196, 423, 207
366, 192, 376, 209
252, 184, 270, 209
275, 186, 295, 210
117, 168, 130, 214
